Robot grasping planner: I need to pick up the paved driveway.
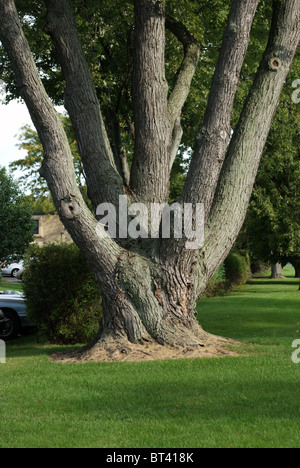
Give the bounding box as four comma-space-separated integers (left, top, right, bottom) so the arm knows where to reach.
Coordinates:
1, 276, 22, 284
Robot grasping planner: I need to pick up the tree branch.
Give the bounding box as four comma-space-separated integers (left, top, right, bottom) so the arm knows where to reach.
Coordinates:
0, 0, 123, 285
204, 0, 300, 280
182, 0, 260, 219
166, 16, 201, 133
169, 117, 183, 171
101, 81, 131, 187
45, 0, 124, 210
105, 105, 131, 187
130, 0, 170, 203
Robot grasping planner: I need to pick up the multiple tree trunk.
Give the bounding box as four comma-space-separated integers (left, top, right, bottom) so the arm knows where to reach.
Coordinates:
0, 0, 299, 360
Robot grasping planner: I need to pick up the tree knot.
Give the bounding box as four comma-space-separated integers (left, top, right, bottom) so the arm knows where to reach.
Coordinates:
60, 196, 80, 219
268, 57, 282, 72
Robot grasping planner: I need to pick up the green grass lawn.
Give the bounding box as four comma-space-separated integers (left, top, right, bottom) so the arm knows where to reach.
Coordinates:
0, 268, 299, 448
0, 280, 24, 292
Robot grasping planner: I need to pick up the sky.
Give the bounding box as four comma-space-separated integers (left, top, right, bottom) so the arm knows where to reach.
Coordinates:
0, 98, 65, 180
0, 99, 33, 176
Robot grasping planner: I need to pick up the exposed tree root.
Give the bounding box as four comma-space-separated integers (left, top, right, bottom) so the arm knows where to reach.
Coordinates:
51, 329, 241, 363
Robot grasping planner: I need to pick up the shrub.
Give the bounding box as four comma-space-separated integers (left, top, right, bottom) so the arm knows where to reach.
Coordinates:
224, 251, 249, 287
204, 251, 250, 298
250, 260, 270, 276
204, 264, 227, 297
23, 243, 102, 344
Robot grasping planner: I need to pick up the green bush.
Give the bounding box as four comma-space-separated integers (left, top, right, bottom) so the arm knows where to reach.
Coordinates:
204, 264, 227, 297
224, 251, 249, 287
250, 260, 269, 276
23, 243, 102, 344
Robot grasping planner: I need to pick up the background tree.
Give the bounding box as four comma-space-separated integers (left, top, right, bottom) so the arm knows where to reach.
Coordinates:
0, 166, 34, 261
0, 0, 299, 361
238, 78, 300, 281
11, 116, 83, 195
11, 115, 94, 210
243, 151, 300, 279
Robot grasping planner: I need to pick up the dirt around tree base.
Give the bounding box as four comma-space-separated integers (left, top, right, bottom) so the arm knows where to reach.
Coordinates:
51, 333, 241, 363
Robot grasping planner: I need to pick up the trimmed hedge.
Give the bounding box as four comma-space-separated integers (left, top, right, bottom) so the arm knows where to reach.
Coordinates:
204, 251, 250, 297
23, 243, 102, 344
204, 264, 227, 297
224, 251, 249, 287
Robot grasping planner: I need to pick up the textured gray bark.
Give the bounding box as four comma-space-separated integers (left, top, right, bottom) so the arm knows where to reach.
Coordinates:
183, 0, 260, 220
166, 17, 200, 170
0, 0, 124, 296
130, 0, 170, 204
0, 0, 299, 358
166, 16, 201, 133
271, 264, 284, 279
45, 0, 124, 210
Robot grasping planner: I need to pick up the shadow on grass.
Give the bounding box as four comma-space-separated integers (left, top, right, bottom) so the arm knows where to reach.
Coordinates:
248, 280, 299, 286
198, 291, 300, 342
46, 357, 300, 437
5, 334, 82, 359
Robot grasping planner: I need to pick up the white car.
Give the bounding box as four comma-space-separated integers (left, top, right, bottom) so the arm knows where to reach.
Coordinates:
1, 261, 24, 278
16, 267, 25, 280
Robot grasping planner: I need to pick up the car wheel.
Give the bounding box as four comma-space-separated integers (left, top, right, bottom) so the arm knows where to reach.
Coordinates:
0, 310, 21, 340
11, 269, 19, 278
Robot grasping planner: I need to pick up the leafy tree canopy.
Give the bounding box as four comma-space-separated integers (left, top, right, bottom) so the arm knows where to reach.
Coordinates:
10, 114, 84, 197
0, 166, 34, 261
3, 0, 287, 202
237, 84, 300, 268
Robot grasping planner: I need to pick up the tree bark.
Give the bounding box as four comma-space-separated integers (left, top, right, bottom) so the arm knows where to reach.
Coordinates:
0, 0, 123, 290
130, 0, 170, 204
182, 0, 260, 220
165, 17, 201, 171
44, 0, 124, 211
0, 0, 299, 361
166, 16, 201, 139
271, 263, 284, 279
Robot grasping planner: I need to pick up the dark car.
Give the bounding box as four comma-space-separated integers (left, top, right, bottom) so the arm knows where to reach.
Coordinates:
0, 309, 9, 338
0, 290, 31, 340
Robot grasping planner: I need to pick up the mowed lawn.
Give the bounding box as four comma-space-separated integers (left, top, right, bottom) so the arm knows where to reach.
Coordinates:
0, 267, 299, 448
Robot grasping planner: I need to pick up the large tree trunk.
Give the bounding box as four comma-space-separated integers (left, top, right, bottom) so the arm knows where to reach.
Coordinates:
130, 0, 170, 204
77, 252, 234, 362
0, 0, 299, 361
